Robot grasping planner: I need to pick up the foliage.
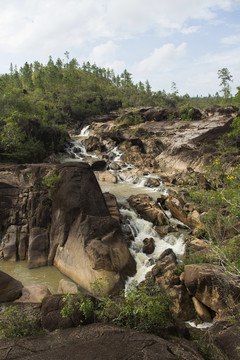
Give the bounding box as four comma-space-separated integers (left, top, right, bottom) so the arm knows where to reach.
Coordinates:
179, 105, 196, 121
95, 283, 173, 335
42, 173, 61, 189
189, 159, 240, 273
61, 293, 95, 323
217, 67, 233, 100
60, 280, 173, 336
0, 305, 40, 338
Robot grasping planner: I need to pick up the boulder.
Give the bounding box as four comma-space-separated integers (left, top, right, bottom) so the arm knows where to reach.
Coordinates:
0, 323, 205, 359
49, 163, 136, 295
41, 294, 84, 331
15, 284, 51, 303
18, 225, 29, 260
28, 227, 49, 269
143, 238, 155, 254
57, 279, 79, 294
1, 225, 18, 261
103, 192, 120, 222
147, 249, 194, 321
183, 264, 240, 314
144, 177, 160, 188
192, 296, 212, 322
0, 270, 23, 302
203, 320, 240, 360
166, 196, 201, 228
128, 194, 170, 226
91, 160, 107, 171
98, 171, 117, 183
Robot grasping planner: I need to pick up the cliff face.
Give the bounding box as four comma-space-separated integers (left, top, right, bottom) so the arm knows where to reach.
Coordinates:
0, 163, 136, 295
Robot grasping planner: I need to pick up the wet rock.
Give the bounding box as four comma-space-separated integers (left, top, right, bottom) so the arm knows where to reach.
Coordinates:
0, 270, 23, 302
128, 194, 170, 226
143, 237, 155, 254
83, 136, 107, 152
91, 160, 107, 171
109, 162, 121, 170
98, 171, 117, 183
144, 177, 160, 188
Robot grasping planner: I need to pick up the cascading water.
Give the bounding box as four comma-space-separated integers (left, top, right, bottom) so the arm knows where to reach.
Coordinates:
64, 125, 186, 289
119, 201, 185, 291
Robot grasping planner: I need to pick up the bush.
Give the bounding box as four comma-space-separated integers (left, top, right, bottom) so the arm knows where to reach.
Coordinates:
60, 282, 173, 336
0, 305, 40, 338
96, 283, 173, 335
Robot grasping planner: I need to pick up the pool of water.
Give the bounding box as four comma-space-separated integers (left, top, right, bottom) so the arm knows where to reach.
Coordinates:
0, 260, 74, 294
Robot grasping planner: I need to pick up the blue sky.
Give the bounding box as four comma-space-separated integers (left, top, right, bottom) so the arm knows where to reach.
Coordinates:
0, 0, 240, 96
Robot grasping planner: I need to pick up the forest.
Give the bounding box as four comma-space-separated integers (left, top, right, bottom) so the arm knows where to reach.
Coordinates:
0, 55, 239, 163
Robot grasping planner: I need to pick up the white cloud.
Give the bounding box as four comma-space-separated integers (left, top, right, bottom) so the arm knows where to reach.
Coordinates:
89, 41, 118, 64
221, 34, 240, 45
137, 43, 187, 74
181, 26, 200, 34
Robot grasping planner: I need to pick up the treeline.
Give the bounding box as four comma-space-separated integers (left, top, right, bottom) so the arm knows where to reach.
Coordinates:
0, 55, 240, 163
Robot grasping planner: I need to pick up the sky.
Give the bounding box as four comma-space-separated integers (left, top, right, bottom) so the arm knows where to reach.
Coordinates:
0, 0, 240, 96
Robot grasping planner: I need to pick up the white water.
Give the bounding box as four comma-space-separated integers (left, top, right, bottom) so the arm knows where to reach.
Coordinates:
64, 125, 186, 288
119, 203, 185, 290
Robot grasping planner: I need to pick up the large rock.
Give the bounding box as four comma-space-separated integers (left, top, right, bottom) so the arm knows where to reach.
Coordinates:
103, 192, 120, 222
183, 264, 240, 314
0, 323, 205, 359
15, 284, 51, 303
1, 225, 18, 261
49, 162, 136, 295
57, 279, 79, 294
128, 194, 170, 226
0, 270, 23, 302
28, 228, 49, 269
147, 249, 194, 321
0, 164, 53, 268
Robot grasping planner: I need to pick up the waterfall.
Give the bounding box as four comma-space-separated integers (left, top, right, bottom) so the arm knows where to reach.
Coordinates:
120, 202, 185, 290
63, 125, 186, 289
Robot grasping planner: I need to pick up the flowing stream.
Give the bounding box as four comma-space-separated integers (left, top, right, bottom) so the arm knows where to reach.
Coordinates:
63, 126, 186, 290
0, 125, 185, 293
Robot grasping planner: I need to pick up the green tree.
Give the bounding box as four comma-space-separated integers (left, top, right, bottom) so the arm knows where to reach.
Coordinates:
217, 67, 233, 100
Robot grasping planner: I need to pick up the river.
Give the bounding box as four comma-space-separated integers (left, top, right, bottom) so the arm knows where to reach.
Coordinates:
0, 125, 185, 293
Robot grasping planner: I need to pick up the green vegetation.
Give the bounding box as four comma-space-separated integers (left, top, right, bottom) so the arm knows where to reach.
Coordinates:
0, 305, 40, 338
61, 293, 94, 323
0, 57, 239, 163
60, 282, 173, 336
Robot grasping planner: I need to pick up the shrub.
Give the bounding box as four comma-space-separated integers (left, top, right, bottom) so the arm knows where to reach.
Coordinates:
61, 293, 95, 324
0, 305, 40, 338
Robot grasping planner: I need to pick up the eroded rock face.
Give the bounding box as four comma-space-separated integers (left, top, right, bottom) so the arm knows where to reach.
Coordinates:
49, 162, 136, 295
183, 264, 240, 314
0, 163, 136, 295
0, 164, 53, 265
